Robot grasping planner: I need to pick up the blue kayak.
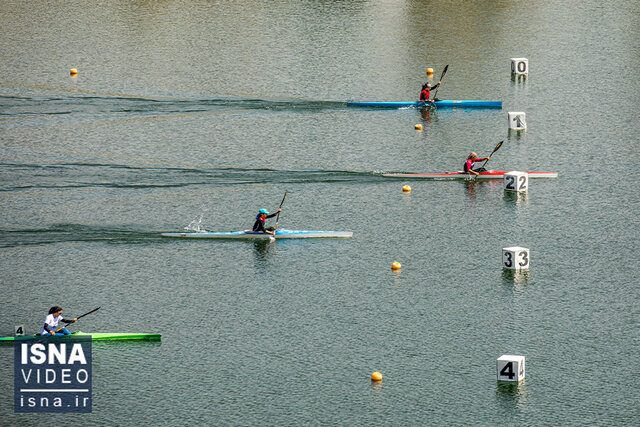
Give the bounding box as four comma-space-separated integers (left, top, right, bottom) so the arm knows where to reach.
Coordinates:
161, 229, 353, 239
347, 100, 502, 108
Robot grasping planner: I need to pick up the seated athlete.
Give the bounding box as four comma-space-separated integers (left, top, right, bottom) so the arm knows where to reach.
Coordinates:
252, 208, 282, 236
41, 306, 77, 336
419, 81, 441, 101
464, 152, 491, 176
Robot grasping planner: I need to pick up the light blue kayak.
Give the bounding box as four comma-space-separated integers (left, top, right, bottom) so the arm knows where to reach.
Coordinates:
347, 100, 502, 108
161, 229, 353, 239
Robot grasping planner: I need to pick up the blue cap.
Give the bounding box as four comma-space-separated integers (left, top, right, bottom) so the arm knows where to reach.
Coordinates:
259, 208, 269, 214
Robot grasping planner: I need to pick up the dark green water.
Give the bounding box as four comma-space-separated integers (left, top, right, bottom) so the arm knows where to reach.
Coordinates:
1, 1, 638, 425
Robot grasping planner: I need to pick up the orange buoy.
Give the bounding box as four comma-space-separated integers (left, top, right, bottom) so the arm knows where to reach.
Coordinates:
391, 262, 401, 270
69, 68, 78, 75
371, 372, 382, 381
402, 185, 411, 193
426, 68, 434, 75
415, 124, 423, 130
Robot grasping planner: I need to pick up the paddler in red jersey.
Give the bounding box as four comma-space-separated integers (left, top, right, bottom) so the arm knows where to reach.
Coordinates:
419, 81, 441, 102
464, 152, 491, 176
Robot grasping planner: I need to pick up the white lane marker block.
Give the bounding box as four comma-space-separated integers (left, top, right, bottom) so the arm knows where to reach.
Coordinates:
497, 355, 525, 381
502, 247, 530, 270
511, 58, 528, 74
15, 325, 25, 336
504, 171, 528, 192
508, 112, 527, 130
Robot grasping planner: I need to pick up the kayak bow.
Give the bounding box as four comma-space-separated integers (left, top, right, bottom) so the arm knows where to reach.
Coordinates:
382, 170, 558, 180
0, 331, 161, 344
162, 229, 353, 239
347, 100, 502, 108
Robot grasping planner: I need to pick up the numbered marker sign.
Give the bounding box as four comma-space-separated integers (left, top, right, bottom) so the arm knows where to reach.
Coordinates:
497, 355, 525, 381
15, 325, 25, 336
511, 58, 528, 74
508, 112, 526, 130
502, 246, 530, 270
504, 171, 528, 192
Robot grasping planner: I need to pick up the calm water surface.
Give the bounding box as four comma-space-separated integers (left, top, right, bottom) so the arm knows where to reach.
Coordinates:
1, 1, 638, 425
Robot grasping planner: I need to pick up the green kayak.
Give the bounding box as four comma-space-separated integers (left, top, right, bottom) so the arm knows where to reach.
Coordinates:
0, 331, 161, 344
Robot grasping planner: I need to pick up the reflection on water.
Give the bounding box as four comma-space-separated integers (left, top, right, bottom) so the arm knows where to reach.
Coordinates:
503, 191, 529, 205
508, 129, 527, 141
252, 239, 274, 259
370, 381, 383, 391
464, 180, 479, 199
463, 179, 504, 199
511, 74, 528, 84
419, 107, 433, 135
502, 268, 531, 290
92, 341, 162, 350
496, 380, 527, 409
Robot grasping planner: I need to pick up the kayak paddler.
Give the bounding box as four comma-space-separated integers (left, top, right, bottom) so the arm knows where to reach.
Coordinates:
464, 152, 491, 176
252, 208, 282, 236
41, 306, 77, 336
419, 81, 441, 102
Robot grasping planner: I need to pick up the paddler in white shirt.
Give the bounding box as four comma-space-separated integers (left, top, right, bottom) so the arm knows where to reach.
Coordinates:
41, 306, 77, 336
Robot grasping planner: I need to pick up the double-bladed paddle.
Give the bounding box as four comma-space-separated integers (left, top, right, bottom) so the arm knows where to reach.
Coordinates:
53, 306, 101, 333
431, 64, 448, 101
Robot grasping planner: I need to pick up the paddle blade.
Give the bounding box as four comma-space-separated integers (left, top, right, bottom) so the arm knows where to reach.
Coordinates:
440, 64, 449, 80
274, 191, 287, 230
432, 65, 448, 100
482, 141, 504, 169
278, 191, 287, 209
490, 140, 504, 156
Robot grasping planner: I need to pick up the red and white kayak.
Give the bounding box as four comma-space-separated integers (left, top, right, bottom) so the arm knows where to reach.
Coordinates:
382, 170, 558, 180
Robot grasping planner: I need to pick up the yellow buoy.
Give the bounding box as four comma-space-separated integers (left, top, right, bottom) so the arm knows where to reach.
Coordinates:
371, 372, 382, 381
69, 68, 78, 75
414, 123, 423, 130
402, 185, 411, 193
391, 262, 401, 270
426, 68, 434, 75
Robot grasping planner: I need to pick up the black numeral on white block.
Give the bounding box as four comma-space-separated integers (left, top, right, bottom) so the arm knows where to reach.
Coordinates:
500, 362, 515, 379
510, 58, 528, 74
503, 247, 530, 270
497, 355, 525, 382
508, 112, 527, 130
504, 172, 528, 192
15, 325, 25, 336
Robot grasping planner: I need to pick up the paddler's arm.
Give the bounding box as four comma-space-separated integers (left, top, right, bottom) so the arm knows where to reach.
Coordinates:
265, 209, 281, 219
43, 323, 60, 334
469, 157, 490, 175
426, 82, 441, 101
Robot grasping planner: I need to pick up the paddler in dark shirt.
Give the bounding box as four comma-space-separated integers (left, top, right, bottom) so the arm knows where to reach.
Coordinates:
419, 81, 441, 102
252, 208, 282, 236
